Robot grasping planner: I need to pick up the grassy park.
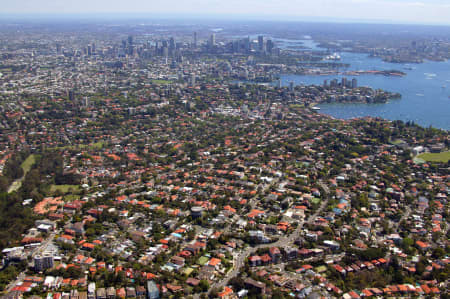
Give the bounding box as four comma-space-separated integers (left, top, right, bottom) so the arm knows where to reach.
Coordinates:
417, 151, 450, 163
50, 184, 81, 194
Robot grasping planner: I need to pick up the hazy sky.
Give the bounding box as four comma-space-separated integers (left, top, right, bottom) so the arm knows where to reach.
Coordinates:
2, 0, 450, 25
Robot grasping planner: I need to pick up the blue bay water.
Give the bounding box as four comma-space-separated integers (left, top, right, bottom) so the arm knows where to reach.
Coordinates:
278, 41, 450, 130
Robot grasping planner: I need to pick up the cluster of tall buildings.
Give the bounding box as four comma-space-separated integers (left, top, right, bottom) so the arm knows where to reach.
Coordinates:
323, 77, 358, 89
228, 35, 277, 55
54, 32, 279, 61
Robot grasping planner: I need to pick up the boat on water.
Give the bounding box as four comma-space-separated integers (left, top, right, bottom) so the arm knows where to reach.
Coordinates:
311, 106, 321, 111
324, 53, 341, 61
403, 63, 416, 70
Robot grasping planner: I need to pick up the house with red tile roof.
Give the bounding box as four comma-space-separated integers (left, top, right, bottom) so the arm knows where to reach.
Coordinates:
218, 286, 234, 298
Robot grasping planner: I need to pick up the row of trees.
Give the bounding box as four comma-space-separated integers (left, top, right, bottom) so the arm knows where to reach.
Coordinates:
0, 151, 30, 192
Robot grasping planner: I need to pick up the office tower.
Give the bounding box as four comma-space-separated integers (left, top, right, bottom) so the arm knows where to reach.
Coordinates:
128, 35, 133, 46
91, 43, 96, 55
330, 79, 338, 88
341, 77, 347, 88
289, 81, 294, 91
352, 78, 358, 89
34, 253, 54, 271
258, 35, 264, 52
245, 36, 251, 52
266, 39, 274, 54
56, 43, 62, 54
277, 79, 282, 89
169, 37, 175, 50
232, 40, 239, 53
87, 45, 92, 56
323, 80, 328, 88
210, 33, 216, 47
193, 32, 197, 48
162, 47, 169, 58
190, 74, 196, 86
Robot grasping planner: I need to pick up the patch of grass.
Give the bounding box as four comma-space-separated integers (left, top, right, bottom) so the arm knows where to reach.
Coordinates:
417, 151, 450, 163
8, 154, 38, 193
64, 194, 81, 201
182, 267, 194, 276
413, 157, 425, 164
90, 141, 104, 149
8, 180, 22, 193
311, 197, 321, 205
152, 79, 173, 84
51, 141, 104, 151
390, 139, 405, 145
197, 256, 209, 266
50, 184, 81, 194
20, 154, 37, 173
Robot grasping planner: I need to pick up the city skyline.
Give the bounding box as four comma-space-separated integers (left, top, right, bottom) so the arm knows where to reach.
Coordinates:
1, 0, 450, 25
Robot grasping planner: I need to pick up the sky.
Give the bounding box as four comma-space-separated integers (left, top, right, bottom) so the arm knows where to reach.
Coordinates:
2, 0, 450, 25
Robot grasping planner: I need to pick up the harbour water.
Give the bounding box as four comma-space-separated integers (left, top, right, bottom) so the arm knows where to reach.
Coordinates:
277, 40, 450, 130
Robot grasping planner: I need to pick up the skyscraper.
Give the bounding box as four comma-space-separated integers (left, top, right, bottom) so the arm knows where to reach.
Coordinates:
210, 33, 216, 48
245, 36, 251, 52
56, 43, 62, 54
330, 79, 338, 88
266, 39, 274, 54
258, 35, 264, 52
289, 81, 294, 91
162, 47, 169, 58
193, 32, 198, 48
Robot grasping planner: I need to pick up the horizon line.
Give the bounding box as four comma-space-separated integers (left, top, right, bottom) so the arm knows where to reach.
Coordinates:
1, 12, 450, 27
